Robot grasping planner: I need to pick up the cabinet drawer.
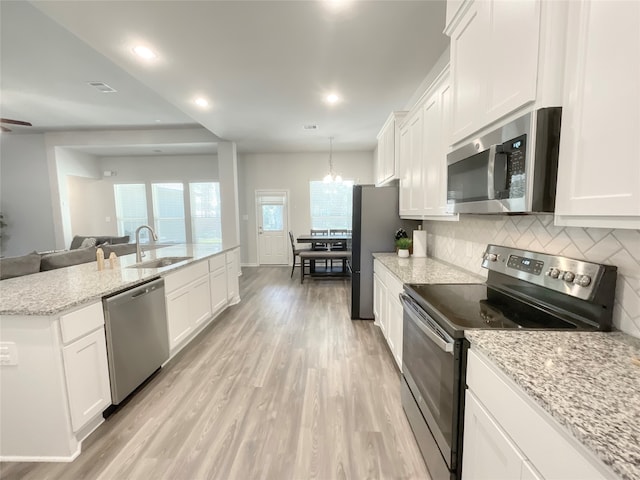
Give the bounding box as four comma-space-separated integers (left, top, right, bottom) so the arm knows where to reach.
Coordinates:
467, 349, 610, 479
208, 254, 226, 272
164, 260, 208, 293
60, 302, 104, 344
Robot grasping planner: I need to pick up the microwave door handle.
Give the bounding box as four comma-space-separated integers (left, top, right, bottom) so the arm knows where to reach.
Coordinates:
486, 144, 498, 199
494, 145, 508, 196
399, 293, 454, 354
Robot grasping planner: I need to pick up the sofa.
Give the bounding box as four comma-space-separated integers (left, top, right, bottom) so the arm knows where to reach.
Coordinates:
0, 241, 137, 280
69, 234, 130, 250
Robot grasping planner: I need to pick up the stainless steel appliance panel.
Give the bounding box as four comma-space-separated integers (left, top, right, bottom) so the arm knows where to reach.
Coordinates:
103, 277, 169, 404
446, 107, 561, 214
350, 185, 417, 319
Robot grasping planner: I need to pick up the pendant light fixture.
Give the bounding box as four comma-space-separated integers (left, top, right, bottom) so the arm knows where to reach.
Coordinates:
323, 136, 343, 183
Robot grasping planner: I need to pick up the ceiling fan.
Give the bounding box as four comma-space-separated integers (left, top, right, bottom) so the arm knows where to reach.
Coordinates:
1, 118, 33, 133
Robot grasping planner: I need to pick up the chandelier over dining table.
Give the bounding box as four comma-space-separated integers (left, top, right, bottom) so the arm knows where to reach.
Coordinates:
323, 136, 342, 183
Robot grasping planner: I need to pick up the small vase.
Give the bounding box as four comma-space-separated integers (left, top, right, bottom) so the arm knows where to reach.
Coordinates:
398, 249, 410, 258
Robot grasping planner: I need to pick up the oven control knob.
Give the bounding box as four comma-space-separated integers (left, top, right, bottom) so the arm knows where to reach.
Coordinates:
563, 271, 576, 283
487, 253, 498, 262
547, 268, 560, 278
577, 275, 592, 287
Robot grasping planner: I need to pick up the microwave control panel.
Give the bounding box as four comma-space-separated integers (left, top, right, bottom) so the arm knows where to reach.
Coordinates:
503, 134, 527, 177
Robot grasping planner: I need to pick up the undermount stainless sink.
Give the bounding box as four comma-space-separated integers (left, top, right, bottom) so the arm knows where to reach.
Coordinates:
128, 256, 193, 269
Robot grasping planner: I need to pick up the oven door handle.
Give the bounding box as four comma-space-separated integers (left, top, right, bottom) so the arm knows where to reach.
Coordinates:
400, 293, 454, 354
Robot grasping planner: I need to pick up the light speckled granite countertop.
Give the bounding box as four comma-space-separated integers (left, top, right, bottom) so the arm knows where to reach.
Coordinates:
0, 244, 237, 316
373, 253, 485, 284
466, 330, 640, 480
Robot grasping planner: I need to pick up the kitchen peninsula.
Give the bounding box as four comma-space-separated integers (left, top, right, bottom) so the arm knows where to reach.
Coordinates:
0, 244, 241, 461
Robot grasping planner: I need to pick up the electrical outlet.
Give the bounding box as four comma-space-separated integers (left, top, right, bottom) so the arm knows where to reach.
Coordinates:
0, 342, 18, 366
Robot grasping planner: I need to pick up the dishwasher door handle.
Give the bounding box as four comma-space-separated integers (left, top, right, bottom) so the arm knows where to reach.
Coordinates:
131, 287, 151, 299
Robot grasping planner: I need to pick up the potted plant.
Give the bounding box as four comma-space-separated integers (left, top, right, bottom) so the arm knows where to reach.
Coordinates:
395, 237, 412, 258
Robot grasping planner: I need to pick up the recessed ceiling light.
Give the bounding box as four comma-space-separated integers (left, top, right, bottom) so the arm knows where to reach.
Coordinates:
194, 97, 209, 108
133, 45, 156, 60
325, 93, 340, 105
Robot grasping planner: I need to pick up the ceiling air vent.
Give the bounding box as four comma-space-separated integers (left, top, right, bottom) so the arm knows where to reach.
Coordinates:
303, 124, 318, 130
87, 81, 117, 93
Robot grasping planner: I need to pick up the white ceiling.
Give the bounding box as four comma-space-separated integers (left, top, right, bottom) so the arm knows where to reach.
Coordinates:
1, 0, 449, 154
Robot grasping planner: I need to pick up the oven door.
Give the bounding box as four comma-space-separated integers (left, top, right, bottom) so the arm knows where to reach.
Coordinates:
400, 292, 460, 473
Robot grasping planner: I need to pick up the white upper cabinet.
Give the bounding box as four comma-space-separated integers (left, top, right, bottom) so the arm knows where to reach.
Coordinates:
399, 108, 424, 216
555, 0, 640, 229
375, 111, 407, 186
399, 68, 459, 220
446, 0, 563, 146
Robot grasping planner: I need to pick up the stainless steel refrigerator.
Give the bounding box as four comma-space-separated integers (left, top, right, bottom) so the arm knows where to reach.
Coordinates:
349, 184, 418, 319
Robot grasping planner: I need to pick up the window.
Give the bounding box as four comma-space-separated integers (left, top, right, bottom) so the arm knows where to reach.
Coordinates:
114, 184, 148, 240
113, 181, 221, 244
309, 180, 354, 229
190, 182, 222, 245
152, 183, 186, 243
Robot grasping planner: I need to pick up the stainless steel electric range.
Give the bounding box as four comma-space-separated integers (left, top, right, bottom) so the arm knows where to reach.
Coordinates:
399, 244, 617, 480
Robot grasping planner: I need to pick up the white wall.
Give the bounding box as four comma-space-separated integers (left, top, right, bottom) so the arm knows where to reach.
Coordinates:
55, 148, 101, 247
238, 150, 375, 266
0, 134, 57, 256
424, 215, 640, 338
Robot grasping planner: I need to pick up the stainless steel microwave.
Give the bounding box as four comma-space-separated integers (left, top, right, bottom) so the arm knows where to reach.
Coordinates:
446, 107, 562, 214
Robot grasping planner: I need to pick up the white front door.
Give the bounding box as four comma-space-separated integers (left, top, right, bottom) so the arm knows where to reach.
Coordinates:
256, 191, 288, 265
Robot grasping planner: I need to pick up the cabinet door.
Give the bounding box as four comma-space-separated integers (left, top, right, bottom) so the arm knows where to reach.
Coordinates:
375, 133, 385, 185
166, 287, 192, 349
384, 122, 396, 181
377, 273, 389, 337
398, 123, 412, 215
462, 391, 527, 480
484, 0, 540, 123
210, 267, 228, 315
450, 0, 488, 143
388, 293, 404, 371
62, 328, 111, 432
373, 271, 382, 323
226, 253, 240, 303
423, 92, 442, 215
556, 0, 640, 226
191, 275, 212, 327
408, 110, 424, 214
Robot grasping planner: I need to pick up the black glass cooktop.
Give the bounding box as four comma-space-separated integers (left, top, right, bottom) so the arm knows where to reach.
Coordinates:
405, 283, 592, 335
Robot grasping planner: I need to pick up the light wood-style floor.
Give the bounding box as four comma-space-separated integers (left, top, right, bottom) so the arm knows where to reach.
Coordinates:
1, 267, 430, 480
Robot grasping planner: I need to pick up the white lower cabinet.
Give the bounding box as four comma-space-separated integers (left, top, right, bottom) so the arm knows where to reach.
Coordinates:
165, 260, 212, 351
463, 391, 541, 480
464, 348, 613, 480
226, 248, 241, 304
373, 259, 404, 370
210, 267, 228, 315
60, 302, 111, 434
62, 328, 111, 432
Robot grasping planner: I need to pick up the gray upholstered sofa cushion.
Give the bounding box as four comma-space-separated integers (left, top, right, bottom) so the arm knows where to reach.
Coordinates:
0, 252, 42, 280
69, 235, 130, 250
40, 247, 97, 271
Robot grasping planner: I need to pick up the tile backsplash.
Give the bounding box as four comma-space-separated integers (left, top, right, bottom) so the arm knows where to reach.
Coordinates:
424, 215, 640, 338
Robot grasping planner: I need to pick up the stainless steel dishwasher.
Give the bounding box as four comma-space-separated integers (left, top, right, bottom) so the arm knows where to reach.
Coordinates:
103, 277, 169, 405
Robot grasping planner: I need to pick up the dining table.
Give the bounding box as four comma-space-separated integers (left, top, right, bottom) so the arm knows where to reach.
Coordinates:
296, 234, 352, 246
296, 234, 352, 276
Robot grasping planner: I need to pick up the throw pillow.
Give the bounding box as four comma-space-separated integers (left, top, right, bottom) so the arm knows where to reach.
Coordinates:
79, 237, 97, 248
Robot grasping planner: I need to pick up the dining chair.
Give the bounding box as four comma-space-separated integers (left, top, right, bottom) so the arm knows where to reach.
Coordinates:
310, 229, 329, 268
328, 228, 349, 270
289, 231, 310, 278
